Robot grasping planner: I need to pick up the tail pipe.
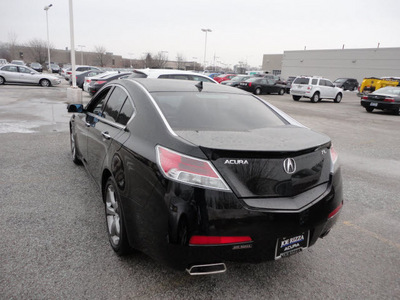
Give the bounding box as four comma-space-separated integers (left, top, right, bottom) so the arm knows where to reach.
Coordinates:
186, 263, 227, 275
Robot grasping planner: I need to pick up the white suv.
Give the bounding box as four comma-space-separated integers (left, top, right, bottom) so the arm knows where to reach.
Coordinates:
129, 69, 218, 83
290, 76, 343, 103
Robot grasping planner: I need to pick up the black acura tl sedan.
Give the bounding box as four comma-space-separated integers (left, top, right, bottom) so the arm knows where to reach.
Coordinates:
67, 78, 343, 275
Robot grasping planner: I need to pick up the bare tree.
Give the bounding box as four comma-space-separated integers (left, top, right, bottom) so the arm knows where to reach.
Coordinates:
152, 51, 168, 68
26, 39, 50, 64
176, 53, 186, 70
8, 31, 18, 60
141, 52, 153, 68
94, 45, 110, 67
0, 42, 11, 61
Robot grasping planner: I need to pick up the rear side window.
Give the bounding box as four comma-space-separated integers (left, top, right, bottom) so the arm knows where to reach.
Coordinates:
293, 78, 310, 84
103, 86, 128, 123
117, 99, 134, 125
152, 92, 287, 131
311, 79, 318, 85
191, 75, 214, 83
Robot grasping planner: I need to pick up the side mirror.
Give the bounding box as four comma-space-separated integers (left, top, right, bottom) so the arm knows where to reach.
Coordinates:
67, 104, 84, 113
30, 72, 35, 75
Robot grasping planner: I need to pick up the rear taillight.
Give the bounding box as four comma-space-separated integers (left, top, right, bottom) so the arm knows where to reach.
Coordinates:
362, 96, 368, 100
189, 236, 252, 246
67, 71, 71, 75
95, 80, 107, 85
86, 79, 91, 83
330, 146, 339, 173
307, 85, 312, 90
156, 145, 230, 191
248, 82, 252, 87
384, 98, 395, 102
328, 201, 343, 219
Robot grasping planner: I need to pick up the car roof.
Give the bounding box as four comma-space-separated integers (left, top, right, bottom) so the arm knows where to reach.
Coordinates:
123, 78, 250, 94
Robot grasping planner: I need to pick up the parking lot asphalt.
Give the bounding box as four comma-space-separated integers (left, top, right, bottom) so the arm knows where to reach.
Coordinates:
0, 82, 399, 299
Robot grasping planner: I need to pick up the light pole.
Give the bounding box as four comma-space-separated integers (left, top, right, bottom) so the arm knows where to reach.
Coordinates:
201, 29, 212, 71
44, 4, 53, 72
192, 57, 197, 71
128, 52, 134, 68
78, 45, 85, 64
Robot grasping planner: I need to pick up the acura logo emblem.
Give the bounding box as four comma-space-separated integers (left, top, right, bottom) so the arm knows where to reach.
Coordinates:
283, 158, 296, 174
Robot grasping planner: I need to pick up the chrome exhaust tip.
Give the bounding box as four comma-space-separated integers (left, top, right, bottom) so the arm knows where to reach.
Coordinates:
186, 263, 227, 275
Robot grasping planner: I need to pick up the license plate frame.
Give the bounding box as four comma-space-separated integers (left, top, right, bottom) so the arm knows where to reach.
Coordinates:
370, 102, 378, 107
275, 231, 310, 259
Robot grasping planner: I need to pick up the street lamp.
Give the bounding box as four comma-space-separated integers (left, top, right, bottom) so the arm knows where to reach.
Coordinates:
78, 45, 85, 64
44, 4, 53, 72
201, 29, 212, 71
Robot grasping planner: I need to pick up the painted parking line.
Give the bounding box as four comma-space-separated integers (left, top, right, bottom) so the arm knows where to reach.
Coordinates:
343, 221, 400, 250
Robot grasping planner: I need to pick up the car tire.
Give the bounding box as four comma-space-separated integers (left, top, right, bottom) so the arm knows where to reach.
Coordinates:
334, 93, 342, 103
40, 79, 51, 87
279, 88, 285, 95
0, 76, 5, 85
254, 88, 261, 95
104, 177, 131, 256
292, 95, 301, 101
365, 107, 374, 112
70, 130, 82, 165
310, 92, 320, 103
392, 108, 400, 115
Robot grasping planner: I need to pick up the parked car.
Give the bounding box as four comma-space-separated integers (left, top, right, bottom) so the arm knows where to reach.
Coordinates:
290, 76, 343, 103
87, 72, 132, 95
67, 78, 343, 274
129, 69, 218, 83
70, 69, 104, 89
0, 59, 8, 66
333, 78, 359, 91
360, 86, 400, 115
237, 77, 286, 95
61, 64, 72, 79
208, 73, 221, 79
221, 75, 253, 87
0, 64, 61, 87
10, 60, 25, 66
213, 74, 237, 83
49, 63, 60, 73
83, 71, 117, 93
285, 76, 296, 93
30, 62, 43, 73
66, 65, 102, 81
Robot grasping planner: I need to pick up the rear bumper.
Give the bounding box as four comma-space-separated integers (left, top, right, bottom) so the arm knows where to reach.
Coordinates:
361, 100, 400, 110
123, 168, 343, 271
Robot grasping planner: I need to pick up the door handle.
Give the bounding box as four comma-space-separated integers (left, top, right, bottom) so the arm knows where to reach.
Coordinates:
102, 131, 111, 139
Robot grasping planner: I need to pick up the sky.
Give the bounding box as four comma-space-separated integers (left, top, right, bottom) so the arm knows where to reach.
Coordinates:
1, 0, 400, 68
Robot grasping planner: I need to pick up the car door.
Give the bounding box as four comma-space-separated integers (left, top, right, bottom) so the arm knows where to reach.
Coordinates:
324, 80, 336, 98
18, 66, 38, 84
85, 85, 131, 186
318, 79, 328, 98
0, 65, 20, 82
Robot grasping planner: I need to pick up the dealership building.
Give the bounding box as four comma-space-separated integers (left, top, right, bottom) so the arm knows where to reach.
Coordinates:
262, 47, 400, 82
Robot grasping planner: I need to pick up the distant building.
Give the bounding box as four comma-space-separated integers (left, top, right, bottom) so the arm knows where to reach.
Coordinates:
263, 47, 400, 82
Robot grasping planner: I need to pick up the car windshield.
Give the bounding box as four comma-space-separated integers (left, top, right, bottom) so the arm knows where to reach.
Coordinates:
293, 77, 310, 84
334, 79, 346, 83
151, 92, 287, 131
373, 87, 400, 96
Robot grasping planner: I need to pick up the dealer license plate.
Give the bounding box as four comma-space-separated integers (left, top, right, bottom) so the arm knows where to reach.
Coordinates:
370, 102, 378, 107
275, 231, 309, 259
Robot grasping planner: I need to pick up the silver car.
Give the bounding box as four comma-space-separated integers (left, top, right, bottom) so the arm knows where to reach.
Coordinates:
0, 64, 61, 87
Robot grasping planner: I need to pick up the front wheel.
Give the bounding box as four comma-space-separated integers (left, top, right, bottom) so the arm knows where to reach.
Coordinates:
104, 177, 131, 256
310, 93, 319, 103
334, 93, 342, 103
292, 95, 301, 101
40, 79, 51, 87
0, 76, 5, 85
279, 88, 285, 95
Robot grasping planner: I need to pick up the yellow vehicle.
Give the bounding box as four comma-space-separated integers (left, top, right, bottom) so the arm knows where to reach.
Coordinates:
359, 77, 400, 94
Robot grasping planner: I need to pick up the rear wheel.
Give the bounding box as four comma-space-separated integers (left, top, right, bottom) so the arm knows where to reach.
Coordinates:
310, 92, 319, 103
70, 131, 82, 165
279, 88, 285, 95
365, 107, 374, 112
292, 95, 301, 101
254, 88, 261, 95
0, 76, 4, 85
392, 108, 400, 115
334, 93, 342, 103
40, 79, 50, 87
104, 177, 131, 255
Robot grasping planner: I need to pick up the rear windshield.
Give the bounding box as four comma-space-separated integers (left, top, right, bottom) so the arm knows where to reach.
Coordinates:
293, 78, 310, 84
151, 92, 287, 131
